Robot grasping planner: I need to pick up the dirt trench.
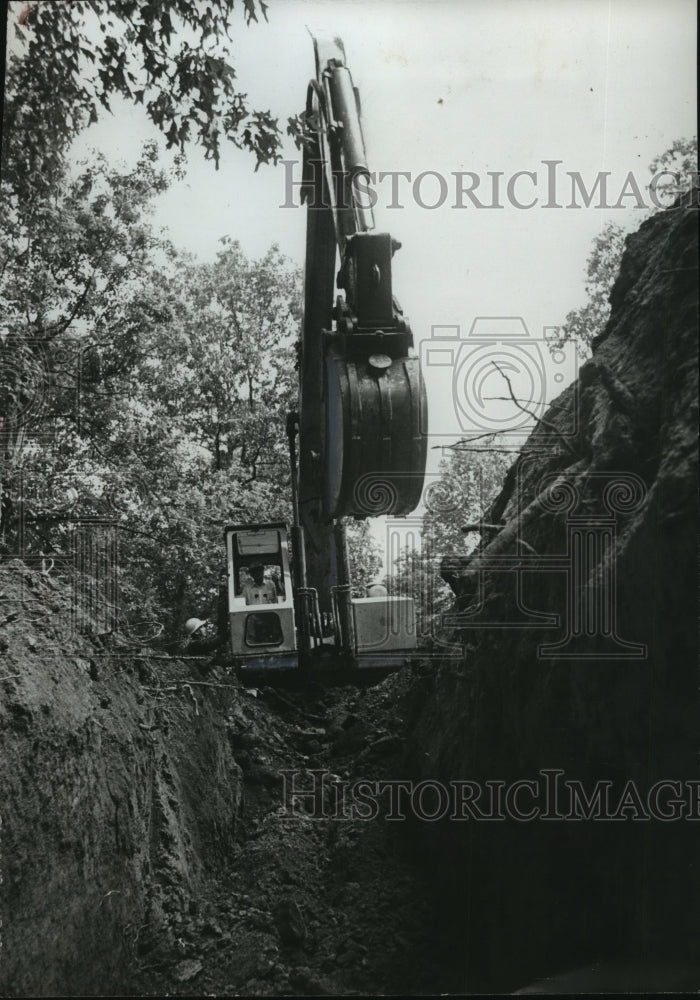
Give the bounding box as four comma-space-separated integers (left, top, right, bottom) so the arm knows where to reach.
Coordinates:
3, 196, 697, 997
405, 195, 699, 990
0, 558, 458, 996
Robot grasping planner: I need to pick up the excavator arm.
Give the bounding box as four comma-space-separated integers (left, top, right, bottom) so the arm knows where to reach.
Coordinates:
294, 34, 427, 610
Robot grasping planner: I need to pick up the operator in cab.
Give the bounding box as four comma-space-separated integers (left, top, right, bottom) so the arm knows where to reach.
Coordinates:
242, 563, 278, 605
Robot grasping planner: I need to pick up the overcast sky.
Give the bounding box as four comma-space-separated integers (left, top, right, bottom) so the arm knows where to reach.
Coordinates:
12, 0, 697, 556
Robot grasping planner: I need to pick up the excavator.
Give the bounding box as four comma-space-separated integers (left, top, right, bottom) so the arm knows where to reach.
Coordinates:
224, 35, 427, 678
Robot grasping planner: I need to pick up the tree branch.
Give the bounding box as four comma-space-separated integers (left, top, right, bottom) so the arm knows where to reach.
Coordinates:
434, 429, 508, 449
491, 361, 578, 457
461, 522, 503, 532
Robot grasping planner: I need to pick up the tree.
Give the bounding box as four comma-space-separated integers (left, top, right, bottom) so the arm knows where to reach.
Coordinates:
553, 221, 628, 359
648, 136, 699, 205
154, 238, 301, 480
554, 137, 697, 357
345, 520, 382, 597
109, 241, 303, 637
421, 442, 514, 557
3, 0, 281, 201
1, 142, 173, 542
0, 136, 306, 640
0, 121, 386, 644
387, 440, 511, 639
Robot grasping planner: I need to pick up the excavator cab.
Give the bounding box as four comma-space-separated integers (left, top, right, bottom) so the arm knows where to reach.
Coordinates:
225, 523, 297, 668
224, 520, 417, 675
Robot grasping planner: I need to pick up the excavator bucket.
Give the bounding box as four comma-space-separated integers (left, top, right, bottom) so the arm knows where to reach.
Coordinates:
324, 352, 426, 518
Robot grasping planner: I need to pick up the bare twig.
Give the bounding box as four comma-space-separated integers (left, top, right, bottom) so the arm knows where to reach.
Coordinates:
657, 267, 699, 274
482, 394, 541, 404
143, 680, 238, 691
491, 361, 578, 457
461, 522, 503, 532
99, 890, 121, 906
0, 674, 21, 682
261, 687, 328, 724
113, 523, 172, 546
433, 430, 511, 450
518, 538, 539, 555
182, 680, 237, 689
108, 654, 210, 661
438, 444, 518, 453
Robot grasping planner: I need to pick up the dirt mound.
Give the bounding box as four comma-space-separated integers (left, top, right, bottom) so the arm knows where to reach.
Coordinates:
405, 199, 699, 989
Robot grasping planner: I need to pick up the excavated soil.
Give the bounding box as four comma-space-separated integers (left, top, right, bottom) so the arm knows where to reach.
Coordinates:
0, 558, 460, 996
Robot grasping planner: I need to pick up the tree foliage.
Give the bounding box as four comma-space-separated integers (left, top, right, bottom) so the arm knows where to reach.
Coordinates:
386, 441, 511, 638
3, 0, 280, 200
553, 221, 628, 359
648, 136, 698, 205
149, 238, 300, 478
1, 141, 173, 515
0, 142, 305, 641
555, 136, 697, 357
346, 520, 382, 598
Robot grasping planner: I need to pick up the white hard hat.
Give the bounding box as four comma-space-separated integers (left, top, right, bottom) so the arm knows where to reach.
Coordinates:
184, 617, 207, 636
367, 582, 388, 597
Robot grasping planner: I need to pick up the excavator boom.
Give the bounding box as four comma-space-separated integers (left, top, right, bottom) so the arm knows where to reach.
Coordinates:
296, 35, 428, 606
